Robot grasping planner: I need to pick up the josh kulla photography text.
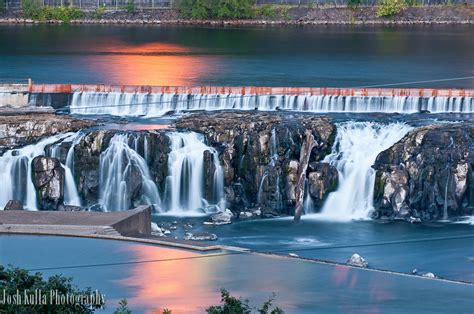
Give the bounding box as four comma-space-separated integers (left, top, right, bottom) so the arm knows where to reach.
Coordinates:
1, 289, 105, 306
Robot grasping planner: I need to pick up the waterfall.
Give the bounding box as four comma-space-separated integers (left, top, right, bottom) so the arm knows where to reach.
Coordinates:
69, 92, 473, 117
312, 122, 413, 221
257, 129, 282, 209
165, 132, 225, 215
99, 134, 160, 212
0, 133, 73, 210
50, 133, 83, 207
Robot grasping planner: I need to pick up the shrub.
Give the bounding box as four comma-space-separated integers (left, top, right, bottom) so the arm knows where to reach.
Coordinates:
22, 0, 84, 23
0, 265, 104, 313
347, 0, 362, 8
92, 3, 107, 19
213, 0, 255, 19
178, 0, 210, 19
206, 289, 284, 314
125, 0, 137, 13
22, 0, 42, 18
376, 0, 407, 17
255, 4, 278, 19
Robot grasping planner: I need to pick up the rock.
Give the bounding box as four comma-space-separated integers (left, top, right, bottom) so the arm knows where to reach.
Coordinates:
288, 253, 299, 257
347, 253, 369, 267
204, 208, 233, 225
412, 269, 418, 275
0, 113, 96, 153
373, 123, 473, 221
31, 156, 65, 210
4, 200, 23, 211
184, 232, 218, 241
239, 211, 253, 219
422, 272, 436, 278
175, 112, 336, 216
163, 229, 171, 235
307, 162, 339, 209
57, 204, 82, 211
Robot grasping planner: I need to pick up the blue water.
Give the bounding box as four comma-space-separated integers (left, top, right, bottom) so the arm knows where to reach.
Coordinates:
1, 25, 473, 87
1, 235, 473, 313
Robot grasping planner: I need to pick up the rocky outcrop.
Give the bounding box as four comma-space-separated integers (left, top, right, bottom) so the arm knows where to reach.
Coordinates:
307, 162, 338, 208
31, 156, 65, 210
73, 130, 170, 206
0, 113, 95, 155
373, 123, 473, 221
347, 253, 368, 268
175, 112, 336, 216
4, 200, 24, 211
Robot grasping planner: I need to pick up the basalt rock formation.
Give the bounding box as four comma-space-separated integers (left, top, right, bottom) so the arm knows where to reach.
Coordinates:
0, 113, 95, 155
373, 123, 473, 221
72, 130, 170, 207
32, 156, 65, 211
175, 112, 337, 216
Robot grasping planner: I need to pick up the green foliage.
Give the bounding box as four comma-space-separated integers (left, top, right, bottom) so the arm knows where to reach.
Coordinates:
255, 4, 278, 19
162, 309, 172, 314
22, 0, 84, 23
178, 0, 257, 19
92, 4, 107, 19
0, 265, 103, 313
214, 0, 255, 18
114, 298, 132, 314
206, 289, 284, 314
178, 0, 210, 19
376, 0, 407, 17
347, 0, 362, 8
125, 0, 137, 13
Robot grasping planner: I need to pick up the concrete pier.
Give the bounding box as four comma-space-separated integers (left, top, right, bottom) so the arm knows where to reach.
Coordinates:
0, 206, 221, 251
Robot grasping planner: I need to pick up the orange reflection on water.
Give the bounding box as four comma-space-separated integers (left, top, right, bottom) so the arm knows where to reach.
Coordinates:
89, 42, 213, 86
116, 245, 219, 314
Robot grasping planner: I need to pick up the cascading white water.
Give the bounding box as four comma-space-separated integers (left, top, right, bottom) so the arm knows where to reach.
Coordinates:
257, 128, 282, 209
165, 132, 225, 215
310, 121, 413, 221
70, 91, 473, 117
0, 133, 73, 210
99, 134, 161, 212
50, 133, 83, 207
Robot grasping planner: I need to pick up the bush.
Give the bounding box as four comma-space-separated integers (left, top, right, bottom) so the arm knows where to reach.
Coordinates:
92, 3, 107, 19
0, 265, 104, 313
178, 0, 256, 19
206, 289, 284, 314
125, 0, 137, 13
376, 0, 407, 17
255, 4, 278, 19
347, 0, 362, 8
22, 0, 84, 23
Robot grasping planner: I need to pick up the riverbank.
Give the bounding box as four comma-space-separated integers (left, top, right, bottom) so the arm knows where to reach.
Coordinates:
0, 6, 473, 25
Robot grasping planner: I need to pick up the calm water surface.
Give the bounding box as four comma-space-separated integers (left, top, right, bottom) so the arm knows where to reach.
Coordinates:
1, 235, 473, 313
1, 25, 473, 87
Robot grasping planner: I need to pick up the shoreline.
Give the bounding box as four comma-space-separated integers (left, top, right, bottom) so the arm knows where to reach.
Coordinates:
0, 18, 473, 25
1, 6, 473, 26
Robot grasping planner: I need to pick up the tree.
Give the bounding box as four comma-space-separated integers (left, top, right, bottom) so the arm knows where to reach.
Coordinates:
0, 265, 104, 313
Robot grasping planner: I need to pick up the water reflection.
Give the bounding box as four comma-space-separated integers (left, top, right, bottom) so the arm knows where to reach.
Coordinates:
84, 42, 214, 86
117, 245, 219, 314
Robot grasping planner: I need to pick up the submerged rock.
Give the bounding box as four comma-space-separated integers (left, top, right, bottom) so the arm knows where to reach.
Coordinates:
204, 208, 233, 225
185, 232, 218, 241
347, 253, 368, 267
373, 123, 473, 221
31, 156, 64, 210
4, 200, 24, 211
422, 272, 436, 279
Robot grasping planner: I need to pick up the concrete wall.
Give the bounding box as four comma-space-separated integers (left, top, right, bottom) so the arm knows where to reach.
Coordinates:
111, 205, 152, 236
0, 92, 29, 108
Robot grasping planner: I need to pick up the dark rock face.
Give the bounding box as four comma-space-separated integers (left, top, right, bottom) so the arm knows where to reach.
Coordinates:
73, 130, 170, 206
175, 112, 336, 215
373, 124, 473, 221
307, 162, 339, 208
4, 200, 24, 211
0, 113, 95, 155
31, 156, 65, 210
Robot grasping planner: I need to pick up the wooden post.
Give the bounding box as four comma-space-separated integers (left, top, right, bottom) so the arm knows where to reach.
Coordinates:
28, 78, 33, 92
